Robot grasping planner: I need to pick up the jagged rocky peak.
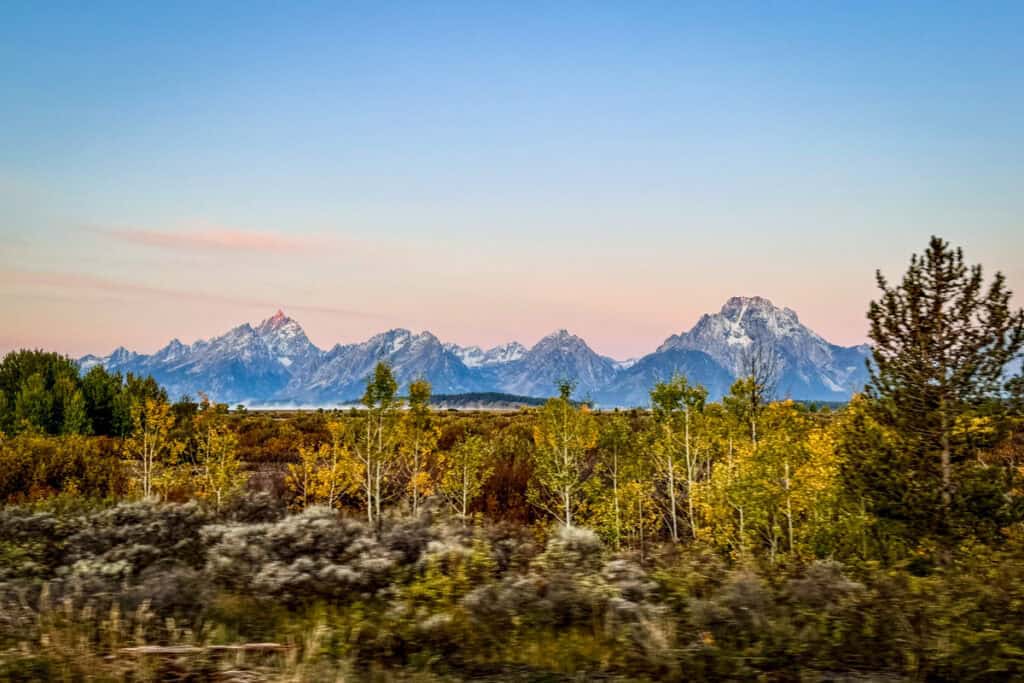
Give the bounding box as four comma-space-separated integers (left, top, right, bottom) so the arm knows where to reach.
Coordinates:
721, 295, 779, 314
369, 328, 413, 352
207, 323, 262, 354
717, 296, 802, 333
225, 322, 256, 337
534, 329, 589, 352
358, 329, 438, 359
445, 343, 485, 367
153, 338, 188, 361
660, 295, 813, 355
411, 330, 440, 345
107, 346, 137, 364
256, 309, 287, 332
253, 310, 319, 368
500, 328, 619, 398
256, 309, 306, 339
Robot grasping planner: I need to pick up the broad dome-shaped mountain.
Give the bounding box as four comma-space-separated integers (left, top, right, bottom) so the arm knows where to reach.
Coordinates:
658, 296, 869, 400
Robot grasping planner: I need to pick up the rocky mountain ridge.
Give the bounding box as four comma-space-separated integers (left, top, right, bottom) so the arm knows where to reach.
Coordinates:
79, 297, 872, 406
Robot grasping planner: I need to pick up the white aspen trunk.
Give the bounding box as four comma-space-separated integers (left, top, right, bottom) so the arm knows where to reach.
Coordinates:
685, 406, 697, 540
563, 402, 572, 528
144, 426, 153, 499
612, 448, 621, 549
375, 460, 382, 528
667, 445, 678, 542
784, 458, 794, 553
462, 462, 468, 524
328, 449, 337, 510
365, 418, 374, 526
639, 494, 646, 562
412, 436, 420, 516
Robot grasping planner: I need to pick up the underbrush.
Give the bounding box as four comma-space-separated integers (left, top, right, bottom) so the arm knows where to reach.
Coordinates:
2, 499, 1023, 681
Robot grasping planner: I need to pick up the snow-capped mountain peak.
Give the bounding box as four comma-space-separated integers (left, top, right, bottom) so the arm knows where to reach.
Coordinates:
534, 329, 588, 352
369, 329, 414, 355
655, 296, 868, 400
151, 338, 189, 364
264, 309, 288, 327
716, 296, 813, 343
254, 310, 317, 369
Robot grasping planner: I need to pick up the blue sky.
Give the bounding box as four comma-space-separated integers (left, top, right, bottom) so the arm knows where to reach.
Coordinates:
2, 2, 1022, 358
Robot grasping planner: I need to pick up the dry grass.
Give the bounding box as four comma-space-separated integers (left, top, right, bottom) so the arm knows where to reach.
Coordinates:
0, 586, 472, 682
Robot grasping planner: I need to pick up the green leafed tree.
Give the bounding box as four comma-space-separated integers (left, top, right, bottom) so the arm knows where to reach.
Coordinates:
126, 396, 182, 499
440, 433, 494, 525
194, 399, 244, 511
530, 380, 598, 528
351, 362, 403, 529
648, 374, 708, 542
402, 377, 438, 516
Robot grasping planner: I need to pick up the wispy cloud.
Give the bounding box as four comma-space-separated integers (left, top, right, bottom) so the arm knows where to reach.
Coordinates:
0, 267, 381, 320
93, 223, 327, 253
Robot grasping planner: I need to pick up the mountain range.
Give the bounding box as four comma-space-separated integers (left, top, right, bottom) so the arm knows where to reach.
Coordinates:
79, 297, 872, 407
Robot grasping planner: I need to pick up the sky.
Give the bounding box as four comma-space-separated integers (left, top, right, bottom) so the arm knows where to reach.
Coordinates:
2, 2, 1022, 360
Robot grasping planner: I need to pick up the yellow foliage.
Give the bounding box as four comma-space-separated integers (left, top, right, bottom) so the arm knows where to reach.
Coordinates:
285, 437, 361, 511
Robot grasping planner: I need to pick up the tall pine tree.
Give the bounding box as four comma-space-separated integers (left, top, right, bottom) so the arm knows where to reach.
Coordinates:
855, 236, 1024, 548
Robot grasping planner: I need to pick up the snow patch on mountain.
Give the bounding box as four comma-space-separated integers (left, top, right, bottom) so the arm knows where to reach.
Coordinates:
445, 341, 527, 368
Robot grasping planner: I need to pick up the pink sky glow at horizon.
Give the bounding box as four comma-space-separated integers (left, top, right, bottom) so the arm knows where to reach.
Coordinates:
4, 223, 1020, 361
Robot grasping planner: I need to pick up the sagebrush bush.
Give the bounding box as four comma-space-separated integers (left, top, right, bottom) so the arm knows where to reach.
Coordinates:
2, 499, 1024, 681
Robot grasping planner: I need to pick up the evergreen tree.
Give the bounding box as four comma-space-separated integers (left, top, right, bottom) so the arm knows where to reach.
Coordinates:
855, 236, 1024, 546
58, 381, 90, 435
1, 350, 85, 435
81, 366, 122, 436
14, 373, 51, 433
